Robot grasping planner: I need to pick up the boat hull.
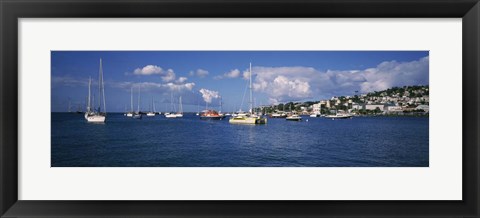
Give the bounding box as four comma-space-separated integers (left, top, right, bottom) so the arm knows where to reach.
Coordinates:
85, 114, 106, 123
286, 117, 302, 121
229, 117, 267, 124
165, 114, 177, 118
200, 116, 223, 120
270, 115, 287, 118
325, 115, 352, 120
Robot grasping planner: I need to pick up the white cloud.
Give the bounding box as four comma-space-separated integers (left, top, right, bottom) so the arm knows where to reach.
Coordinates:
184, 83, 195, 90
52, 76, 89, 87
243, 69, 251, 80
358, 56, 429, 93
199, 88, 220, 103
271, 76, 311, 99
109, 81, 195, 92
195, 69, 209, 78
161, 69, 176, 82
226, 69, 241, 78
251, 56, 429, 103
214, 69, 241, 80
252, 67, 315, 103
190, 69, 210, 78
131, 65, 176, 82
133, 65, 163, 75
176, 76, 188, 83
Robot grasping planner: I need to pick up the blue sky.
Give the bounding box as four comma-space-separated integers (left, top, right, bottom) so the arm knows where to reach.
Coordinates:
51, 51, 429, 112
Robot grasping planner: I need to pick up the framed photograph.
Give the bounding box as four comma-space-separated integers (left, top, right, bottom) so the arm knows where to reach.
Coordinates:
1, 0, 479, 217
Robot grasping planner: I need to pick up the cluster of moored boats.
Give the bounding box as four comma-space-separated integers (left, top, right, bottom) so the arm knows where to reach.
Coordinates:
269, 110, 353, 120
125, 90, 184, 119
120, 109, 353, 122
83, 60, 352, 124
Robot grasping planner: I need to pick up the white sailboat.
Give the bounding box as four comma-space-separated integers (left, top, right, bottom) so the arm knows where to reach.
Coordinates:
154, 99, 161, 115
229, 63, 267, 124
196, 101, 200, 116
133, 87, 142, 119
126, 87, 134, 117
146, 97, 156, 117
218, 97, 225, 118
84, 59, 106, 123
175, 96, 183, 117
165, 92, 178, 118
165, 113, 177, 118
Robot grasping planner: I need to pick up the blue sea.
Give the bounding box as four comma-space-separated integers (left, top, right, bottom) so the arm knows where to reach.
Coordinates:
51, 113, 429, 167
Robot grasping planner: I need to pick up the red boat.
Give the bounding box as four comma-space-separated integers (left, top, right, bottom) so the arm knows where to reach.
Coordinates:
200, 110, 224, 120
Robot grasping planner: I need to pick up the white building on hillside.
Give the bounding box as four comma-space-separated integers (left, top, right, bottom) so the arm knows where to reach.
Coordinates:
365, 104, 385, 111
387, 105, 403, 112
416, 104, 429, 112
312, 103, 322, 113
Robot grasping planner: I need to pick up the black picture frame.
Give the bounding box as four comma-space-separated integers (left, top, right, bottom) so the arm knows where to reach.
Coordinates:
1, 0, 479, 217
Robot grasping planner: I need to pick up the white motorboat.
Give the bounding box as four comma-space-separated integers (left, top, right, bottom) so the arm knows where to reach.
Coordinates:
286, 113, 302, 121
325, 111, 352, 120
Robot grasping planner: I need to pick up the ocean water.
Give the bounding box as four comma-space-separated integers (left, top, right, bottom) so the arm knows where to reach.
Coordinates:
51, 113, 429, 167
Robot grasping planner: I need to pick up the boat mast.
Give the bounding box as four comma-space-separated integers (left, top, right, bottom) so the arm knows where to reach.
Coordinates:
249, 62, 253, 114
170, 92, 174, 112
98, 59, 102, 112
220, 96, 223, 112
153, 98, 156, 112
87, 77, 91, 112
179, 96, 183, 114
137, 87, 141, 113
130, 87, 133, 112
100, 58, 106, 114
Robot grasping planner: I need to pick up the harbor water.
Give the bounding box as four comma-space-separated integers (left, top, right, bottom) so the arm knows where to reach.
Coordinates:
51, 113, 429, 167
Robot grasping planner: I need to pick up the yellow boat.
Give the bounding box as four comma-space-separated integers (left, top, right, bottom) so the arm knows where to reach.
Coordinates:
229, 62, 267, 125
229, 115, 267, 124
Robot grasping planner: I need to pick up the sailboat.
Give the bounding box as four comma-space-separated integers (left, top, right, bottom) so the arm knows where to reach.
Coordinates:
146, 97, 156, 117
84, 59, 106, 123
218, 97, 226, 118
154, 99, 161, 115
165, 93, 179, 118
196, 101, 200, 116
229, 63, 267, 124
132, 87, 142, 119
175, 96, 184, 117
126, 87, 134, 117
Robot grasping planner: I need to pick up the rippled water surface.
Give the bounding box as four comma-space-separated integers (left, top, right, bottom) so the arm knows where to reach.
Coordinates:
51, 113, 428, 167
